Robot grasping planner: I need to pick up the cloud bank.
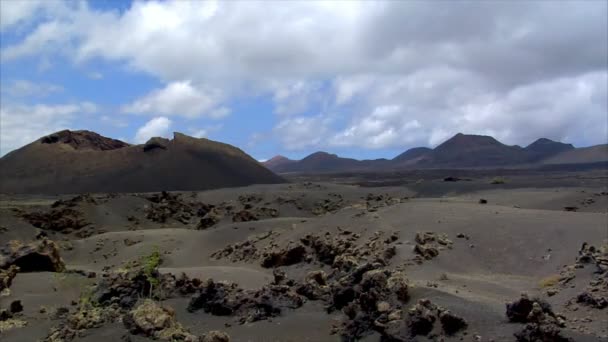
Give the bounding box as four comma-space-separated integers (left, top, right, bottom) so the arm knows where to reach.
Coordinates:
1, 0, 606, 155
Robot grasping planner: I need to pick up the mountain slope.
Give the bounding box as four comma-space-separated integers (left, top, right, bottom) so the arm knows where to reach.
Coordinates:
392, 147, 432, 167
524, 138, 574, 161
262, 133, 605, 174
541, 144, 608, 164
424, 133, 525, 167
0, 130, 284, 194
271, 152, 363, 173
263, 155, 295, 169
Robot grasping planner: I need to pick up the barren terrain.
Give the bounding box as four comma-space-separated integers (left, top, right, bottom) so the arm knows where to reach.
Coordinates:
1, 169, 607, 341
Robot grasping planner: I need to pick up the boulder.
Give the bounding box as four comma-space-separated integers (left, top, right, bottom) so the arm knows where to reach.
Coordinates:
0, 239, 65, 272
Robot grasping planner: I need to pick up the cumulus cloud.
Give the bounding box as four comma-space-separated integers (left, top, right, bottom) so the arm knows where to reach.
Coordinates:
0, 102, 97, 155
2, 1, 607, 151
133, 117, 172, 144
330, 105, 423, 149
0, 0, 51, 31
122, 81, 227, 118
274, 115, 331, 150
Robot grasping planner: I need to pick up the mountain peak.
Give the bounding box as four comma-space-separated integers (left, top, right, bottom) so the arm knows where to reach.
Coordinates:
303, 151, 338, 160
40, 130, 130, 151
524, 137, 574, 161
436, 133, 503, 150
393, 147, 432, 162
263, 155, 295, 169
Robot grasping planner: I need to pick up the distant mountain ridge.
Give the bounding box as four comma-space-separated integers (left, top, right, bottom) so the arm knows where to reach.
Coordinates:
0, 130, 284, 194
263, 133, 607, 173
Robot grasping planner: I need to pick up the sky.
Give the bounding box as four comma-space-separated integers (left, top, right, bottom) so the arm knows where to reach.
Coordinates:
1, 0, 607, 161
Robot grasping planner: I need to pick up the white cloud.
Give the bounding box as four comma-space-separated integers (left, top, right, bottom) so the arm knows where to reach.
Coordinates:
274, 115, 331, 150
123, 81, 226, 118
134, 117, 172, 144
100, 115, 128, 128
327, 70, 608, 149
0, 102, 97, 155
208, 107, 231, 119
189, 124, 223, 138
0, 0, 47, 31
330, 105, 423, 149
1, 1, 606, 150
1, 79, 63, 98
272, 81, 324, 116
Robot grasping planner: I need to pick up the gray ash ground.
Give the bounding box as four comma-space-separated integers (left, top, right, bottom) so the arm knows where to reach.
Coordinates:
1, 169, 607, 341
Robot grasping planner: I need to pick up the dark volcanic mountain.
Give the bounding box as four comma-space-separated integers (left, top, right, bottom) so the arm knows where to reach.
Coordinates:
263, 155, 295, 169
392, 147, 432, 166
271, 152, 362, 173
425, 133, 525, 167
263, 133, 604, 173
0, 130, 284, 194
524, 138, 574, 161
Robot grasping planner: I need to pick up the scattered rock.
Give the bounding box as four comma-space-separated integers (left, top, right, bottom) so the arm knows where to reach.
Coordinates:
0, 318, 27, 333
187, 279, 303, 324
479, 199, 488, 204
232, 210, 258, 222
506, 294, 572, 342
145, 191, 205, 224
576, 291, 607, 309
506, 294, 554, 323
261, 244, 307, 268
51, 307, 70, 320
439, 309, 468, 335
9, 300, 23, 314
0, 239, 65, 272
0, 265, 19, 293
123, 299, 199, 341
201, 330, 231, 342
197, 210, 222, 229
19, 207, 90, 233
123, 238, 140, 247
52, 194, 97, 208
514, 322, 572, 342
413, 232, 452, 262
211, 240, 259, 263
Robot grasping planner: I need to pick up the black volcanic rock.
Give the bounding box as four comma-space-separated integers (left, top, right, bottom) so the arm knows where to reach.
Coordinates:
0, 130, 284, 194
40, 130, 130, 151
524, 138, 574, 161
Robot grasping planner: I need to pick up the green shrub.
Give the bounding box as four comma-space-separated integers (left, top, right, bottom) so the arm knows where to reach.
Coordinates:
490, 177, 506, 184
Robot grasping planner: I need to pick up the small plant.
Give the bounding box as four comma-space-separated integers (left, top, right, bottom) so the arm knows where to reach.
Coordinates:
141, 247, 163, 298
490, 177, 506, 184
539, 274, 561, 288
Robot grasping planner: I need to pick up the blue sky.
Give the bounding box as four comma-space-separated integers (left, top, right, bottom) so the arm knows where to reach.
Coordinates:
1, 1, 606, 160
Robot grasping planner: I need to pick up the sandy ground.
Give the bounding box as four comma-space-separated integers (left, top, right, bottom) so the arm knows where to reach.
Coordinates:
1, 171, 607, 341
